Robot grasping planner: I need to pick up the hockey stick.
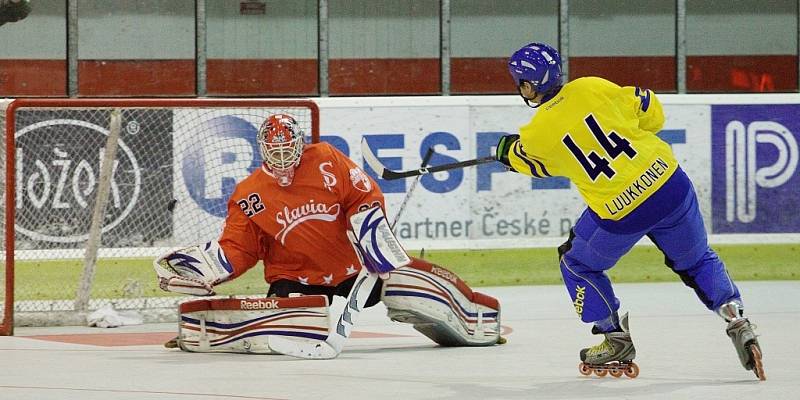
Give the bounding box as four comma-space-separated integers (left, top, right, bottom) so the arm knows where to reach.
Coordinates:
268, 264, 379, 359
390, 147, 434, 231
361, 138, 497, 180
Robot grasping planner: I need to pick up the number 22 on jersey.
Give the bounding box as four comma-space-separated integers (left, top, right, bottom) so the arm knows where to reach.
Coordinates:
562, 114, 637, 181
237, 193, 265, 217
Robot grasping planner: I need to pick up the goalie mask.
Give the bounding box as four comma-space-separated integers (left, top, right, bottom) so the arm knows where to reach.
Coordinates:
258, 114, 305, 186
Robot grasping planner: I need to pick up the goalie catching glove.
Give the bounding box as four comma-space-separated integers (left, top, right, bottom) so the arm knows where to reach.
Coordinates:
153, 240, 234, 296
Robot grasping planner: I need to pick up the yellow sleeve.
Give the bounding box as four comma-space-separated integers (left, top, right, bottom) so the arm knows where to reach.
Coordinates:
507, 138, 552, 179
622, 86, 665, 133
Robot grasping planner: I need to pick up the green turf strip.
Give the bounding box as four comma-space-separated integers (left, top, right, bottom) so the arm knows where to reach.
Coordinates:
10, 244, 799, 301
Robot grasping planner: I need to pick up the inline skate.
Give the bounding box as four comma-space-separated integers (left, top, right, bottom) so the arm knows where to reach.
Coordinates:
718, 300, 765, 381
578, 312, 639, 378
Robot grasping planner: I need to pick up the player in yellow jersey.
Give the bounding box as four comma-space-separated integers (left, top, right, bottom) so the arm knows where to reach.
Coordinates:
496, 42, 764, 380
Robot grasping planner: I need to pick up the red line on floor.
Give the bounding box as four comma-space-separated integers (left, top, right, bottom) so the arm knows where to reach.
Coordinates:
24, 330, 414, 347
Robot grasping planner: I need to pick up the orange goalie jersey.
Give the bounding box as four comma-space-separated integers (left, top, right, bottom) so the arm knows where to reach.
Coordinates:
218, 142, 384, 287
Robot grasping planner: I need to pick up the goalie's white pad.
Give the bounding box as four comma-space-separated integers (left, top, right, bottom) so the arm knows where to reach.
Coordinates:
382, 261, 501, 346
177, 295, 330, 354
349, 206, 411, 275
153, 241, 234, 296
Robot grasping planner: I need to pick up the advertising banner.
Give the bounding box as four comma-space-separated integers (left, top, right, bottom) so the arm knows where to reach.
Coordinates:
711, 104, 800, 233
13, 97, 797, 254
317, 100, 711, 248
13, 109, 173, 250
172, 110, 266, 245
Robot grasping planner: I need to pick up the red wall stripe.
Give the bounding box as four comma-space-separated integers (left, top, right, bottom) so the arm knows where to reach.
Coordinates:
687, 55, 797, 92
0, 56, 796, 97
328, 58, 440, 95
569, 56, 677, 92
451, 57, 516, 94
207, 59, 318, 96
78, 60, 195, 96
0, 60, 66, 96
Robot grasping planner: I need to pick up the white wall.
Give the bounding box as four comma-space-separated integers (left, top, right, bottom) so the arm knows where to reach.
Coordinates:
569, 0, 676, 56
450, 0, 558, 58
0, 0, 797, 60
0, 0, 65, 58
206, 0, 317, 59
329, 0, 439, 58
77, 0, 195, 59
687, 0, 797, 55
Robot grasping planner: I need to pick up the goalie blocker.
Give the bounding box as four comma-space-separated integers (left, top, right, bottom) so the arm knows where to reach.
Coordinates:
178, 295, 330, 354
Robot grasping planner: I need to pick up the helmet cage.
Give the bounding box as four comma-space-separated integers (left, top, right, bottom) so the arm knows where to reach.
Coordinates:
257, 114, 305, 185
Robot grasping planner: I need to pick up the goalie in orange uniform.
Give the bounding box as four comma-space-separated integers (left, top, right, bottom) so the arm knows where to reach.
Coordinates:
155, 114, 502, 354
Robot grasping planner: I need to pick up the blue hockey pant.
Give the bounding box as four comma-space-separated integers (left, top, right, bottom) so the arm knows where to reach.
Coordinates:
559, 187, 741, 324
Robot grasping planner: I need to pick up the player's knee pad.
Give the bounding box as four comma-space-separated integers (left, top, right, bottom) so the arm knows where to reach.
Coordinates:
381, 259, 501, 346
177, 295, 330, 354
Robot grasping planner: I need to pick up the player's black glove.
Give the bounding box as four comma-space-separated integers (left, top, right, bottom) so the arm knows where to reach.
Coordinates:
495, 134, 519, 168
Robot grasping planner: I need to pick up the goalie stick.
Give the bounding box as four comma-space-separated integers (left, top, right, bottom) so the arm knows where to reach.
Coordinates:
361, 138, 498, 180
268, 267, 379, 359
390, 147, 434, 230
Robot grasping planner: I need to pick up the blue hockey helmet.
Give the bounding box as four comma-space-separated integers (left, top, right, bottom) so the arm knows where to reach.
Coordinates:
508, 42, 563, 95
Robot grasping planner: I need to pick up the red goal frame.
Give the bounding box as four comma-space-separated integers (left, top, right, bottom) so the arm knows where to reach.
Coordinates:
2, 98, 320, 335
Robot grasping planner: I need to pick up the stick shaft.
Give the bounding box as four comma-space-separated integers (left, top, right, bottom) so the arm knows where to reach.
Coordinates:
391, 147, 434, 230
362, 138, 498, 180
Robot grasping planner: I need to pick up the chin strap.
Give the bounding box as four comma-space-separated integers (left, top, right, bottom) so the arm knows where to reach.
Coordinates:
521, 95, 540, 109
519, 85, 563, 108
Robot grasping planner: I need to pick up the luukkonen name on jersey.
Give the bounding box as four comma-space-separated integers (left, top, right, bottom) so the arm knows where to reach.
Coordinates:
604, 158, 670, 216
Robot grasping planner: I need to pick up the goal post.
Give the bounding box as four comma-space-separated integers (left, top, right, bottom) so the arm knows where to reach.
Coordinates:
1, 98, 319, 334
1, 98, 13, 335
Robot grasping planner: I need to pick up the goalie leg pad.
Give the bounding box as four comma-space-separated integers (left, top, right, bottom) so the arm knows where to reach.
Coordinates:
381, 258, 501, 346
177, 295, 330, 354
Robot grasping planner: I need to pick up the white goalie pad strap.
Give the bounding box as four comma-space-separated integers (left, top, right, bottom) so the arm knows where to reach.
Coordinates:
153, 241, 234, 296
382, 262, 501, 346
349, 206, 411, 275
177, 295, 330, 354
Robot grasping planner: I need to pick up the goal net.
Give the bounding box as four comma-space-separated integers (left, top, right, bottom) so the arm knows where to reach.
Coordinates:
1, 98, 319, 333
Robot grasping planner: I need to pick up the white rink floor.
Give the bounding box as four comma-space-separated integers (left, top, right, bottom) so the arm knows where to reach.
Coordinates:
1, 281, 798, 400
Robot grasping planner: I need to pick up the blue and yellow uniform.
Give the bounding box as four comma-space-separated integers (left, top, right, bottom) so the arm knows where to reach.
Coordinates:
504, 76, 741, 329
508, 77, 677, 221
502, 42, 761, 379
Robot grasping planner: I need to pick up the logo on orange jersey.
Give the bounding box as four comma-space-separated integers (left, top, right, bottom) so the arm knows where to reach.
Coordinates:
349, 166, 372, 193
319, 161, 337, 191
275, 200, 341, 245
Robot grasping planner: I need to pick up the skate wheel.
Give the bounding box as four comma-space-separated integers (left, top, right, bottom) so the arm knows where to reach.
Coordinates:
609, 365, 623, 378
594, 368, 608, 377
749, 344, 766, 381
623, 362, 640, 378
579, 363, 592, 376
